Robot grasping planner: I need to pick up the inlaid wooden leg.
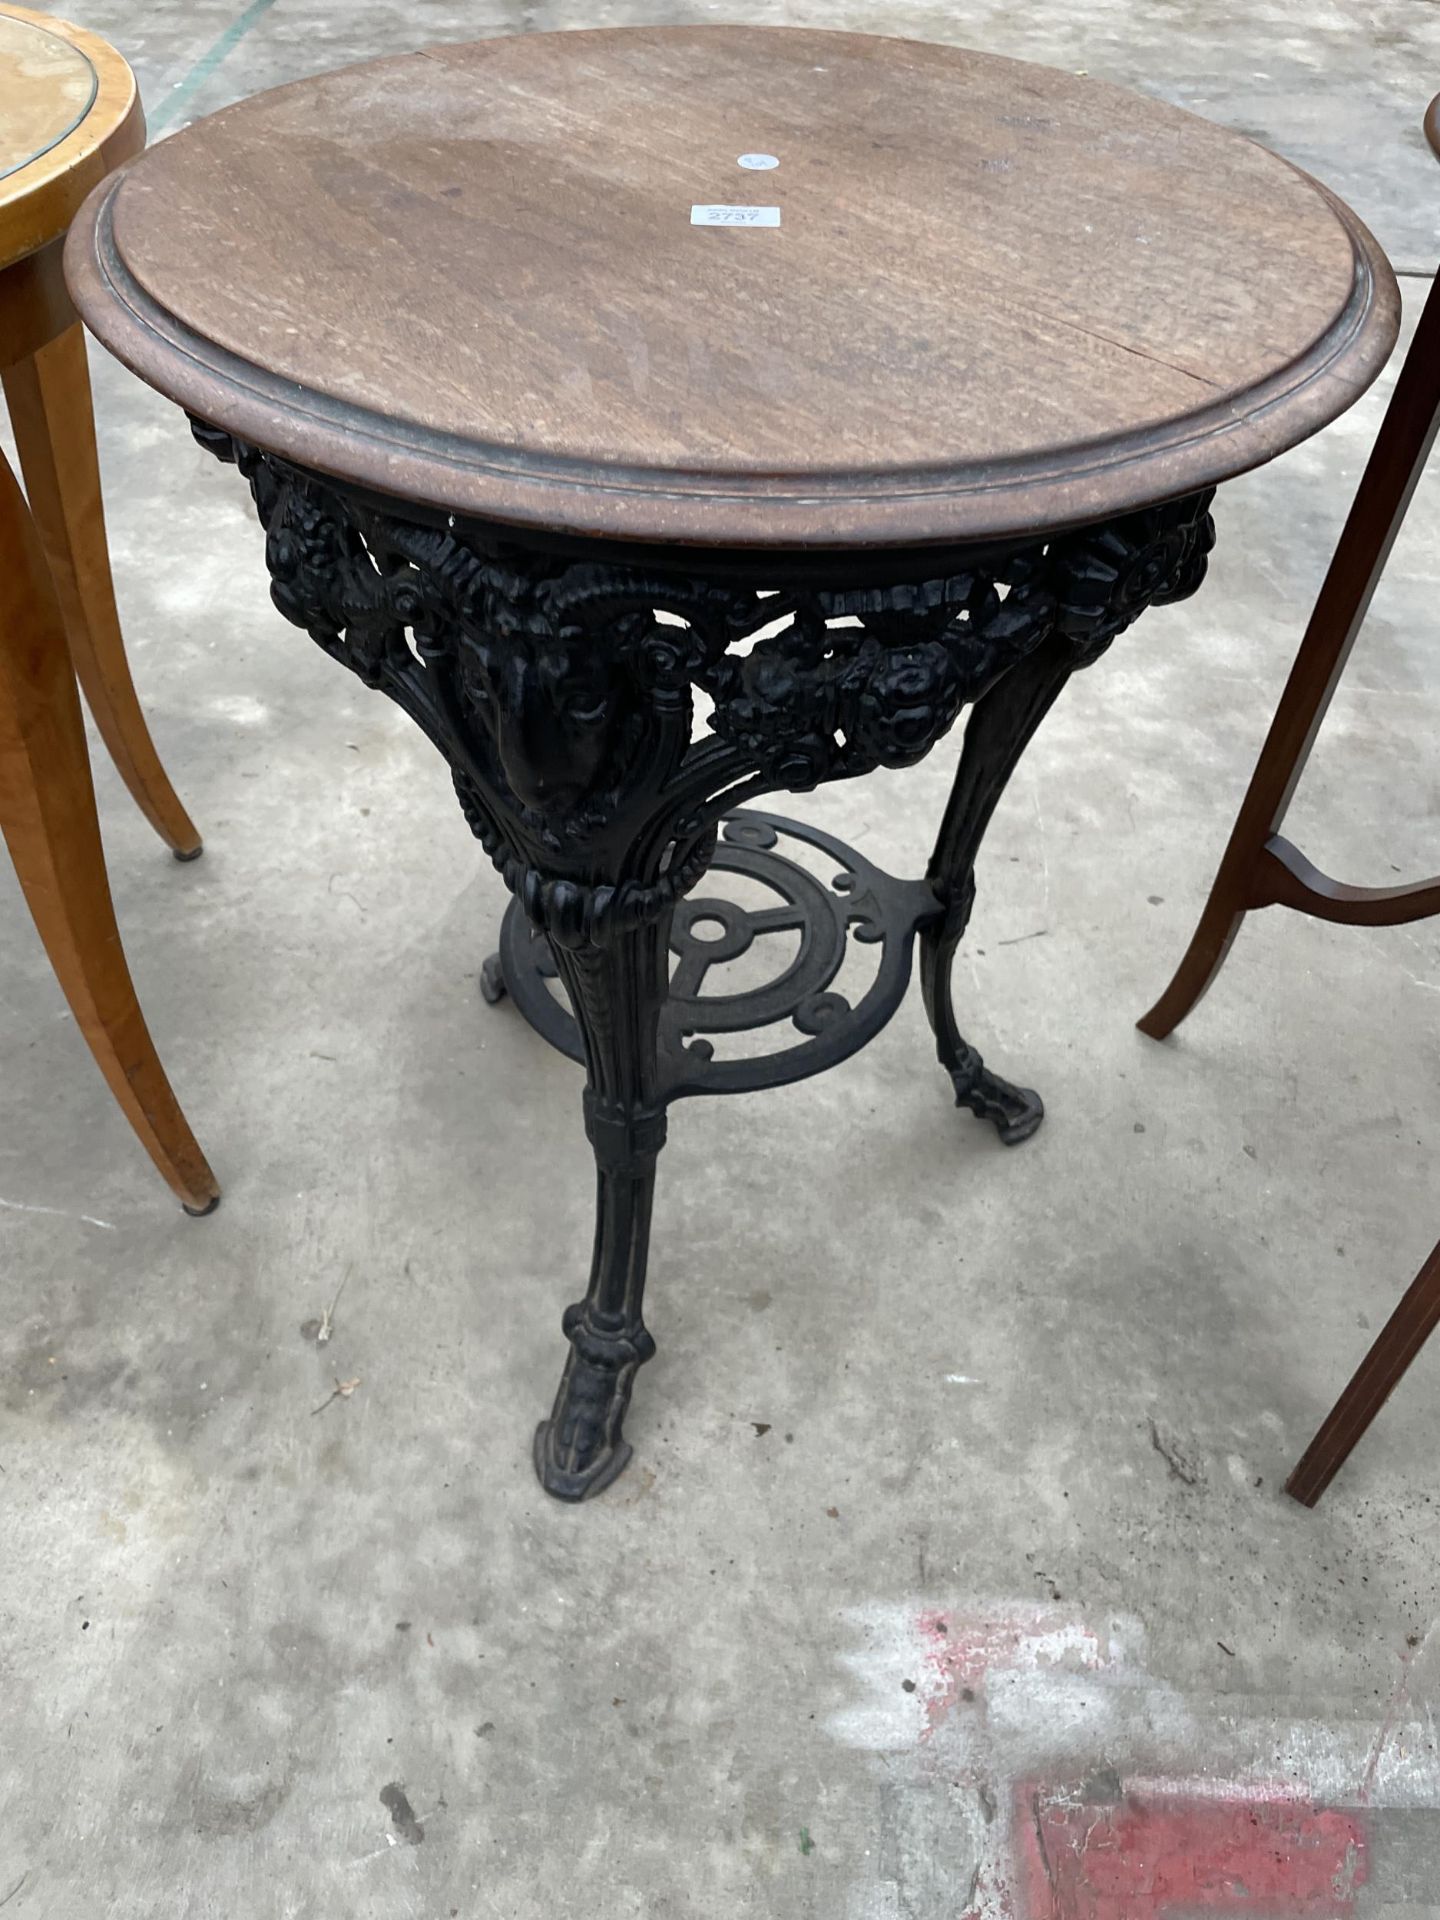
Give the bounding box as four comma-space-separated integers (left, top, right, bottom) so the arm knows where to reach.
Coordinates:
0, 450, 219, 1213
3, 323, 203, 859
1285, 1235, 1440, 1507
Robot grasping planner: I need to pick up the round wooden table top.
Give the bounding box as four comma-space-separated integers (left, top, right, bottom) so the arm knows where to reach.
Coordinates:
67, 27, 1397, 550
0, 5, 142, 273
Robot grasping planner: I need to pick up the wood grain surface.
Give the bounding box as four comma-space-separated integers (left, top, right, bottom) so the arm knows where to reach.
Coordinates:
0, 13, 95, 184
66, 27, 1398, 547
0, 3, 142, 273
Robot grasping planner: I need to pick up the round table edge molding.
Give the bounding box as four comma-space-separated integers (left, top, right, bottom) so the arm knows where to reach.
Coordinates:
64, 160, 1400, 554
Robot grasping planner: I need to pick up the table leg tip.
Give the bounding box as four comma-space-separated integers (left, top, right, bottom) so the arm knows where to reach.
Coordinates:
1282, 1470, 1326, 1509
182, 1191, 222, 1218
479, 953, 508, 1005
995, 1092, 1045, 1146
172, 844, 205, 863
951, 1064, 1045, 1145
533, 1421, 633, 1501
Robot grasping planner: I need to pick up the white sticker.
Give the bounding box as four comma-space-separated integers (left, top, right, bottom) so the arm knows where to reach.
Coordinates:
737, 152, 779, 170
691, 204, 780, 227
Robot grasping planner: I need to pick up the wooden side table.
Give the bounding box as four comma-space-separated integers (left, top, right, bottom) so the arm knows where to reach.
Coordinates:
1, 5, 218, 1213
67, 28, 1395, 1492
1132, 94, 1440, 1506
1138, 98, 1440, 1044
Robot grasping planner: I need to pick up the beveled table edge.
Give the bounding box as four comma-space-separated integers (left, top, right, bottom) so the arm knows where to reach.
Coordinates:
65, 96, 1399, 550
0, 3, 142, 272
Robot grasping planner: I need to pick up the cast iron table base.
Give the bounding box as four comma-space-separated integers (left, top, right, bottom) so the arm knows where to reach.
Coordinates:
194, 417, 1214, 1501
482, 808, 1038, 1114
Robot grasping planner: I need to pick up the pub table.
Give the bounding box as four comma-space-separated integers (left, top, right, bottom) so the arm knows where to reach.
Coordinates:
65, 28, 1397, 1498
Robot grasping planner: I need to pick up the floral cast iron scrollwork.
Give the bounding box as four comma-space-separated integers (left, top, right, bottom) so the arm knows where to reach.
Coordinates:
193, 416, 1214, 1496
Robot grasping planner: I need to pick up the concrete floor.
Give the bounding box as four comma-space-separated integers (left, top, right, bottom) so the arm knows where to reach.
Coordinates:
3, 1, 1440, 1914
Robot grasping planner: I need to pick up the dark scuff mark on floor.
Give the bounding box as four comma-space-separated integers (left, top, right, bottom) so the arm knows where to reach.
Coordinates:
380, 1781, 424, 1844
1147, 1416, 1207, 1487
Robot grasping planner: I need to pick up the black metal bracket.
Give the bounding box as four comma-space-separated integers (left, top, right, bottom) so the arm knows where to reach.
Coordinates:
484, 809, 944, 1102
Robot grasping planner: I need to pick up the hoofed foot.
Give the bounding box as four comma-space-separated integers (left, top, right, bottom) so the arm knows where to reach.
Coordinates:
533, 1304, 656, 1501
948, 1041, 1045, 1146
533, 1421, 635, 1502
479, 951, 508, 1005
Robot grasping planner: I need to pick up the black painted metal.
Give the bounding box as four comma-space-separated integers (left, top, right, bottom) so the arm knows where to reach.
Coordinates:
190, 415, 1215, 1501
487, 809, 943, 1101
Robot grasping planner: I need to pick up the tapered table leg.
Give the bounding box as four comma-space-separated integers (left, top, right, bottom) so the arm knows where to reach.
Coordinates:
4, 323, 203, 859
1285, 1236, 1440, 1507
0, 450, 218, 1212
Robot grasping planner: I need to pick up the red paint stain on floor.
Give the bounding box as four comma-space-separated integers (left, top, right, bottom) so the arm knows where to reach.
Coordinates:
917, 1607, 1105, 1733
1015, 1781, 1367, 1918
962, 1865, 1018, 1920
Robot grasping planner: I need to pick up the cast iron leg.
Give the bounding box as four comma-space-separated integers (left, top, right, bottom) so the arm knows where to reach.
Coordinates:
533, 923, 670, 1500
921, 633, 1078, 1144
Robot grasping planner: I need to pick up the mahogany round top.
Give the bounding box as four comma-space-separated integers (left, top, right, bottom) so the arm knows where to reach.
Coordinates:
0, 5, 142, 273
66, 27, 1397, 550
